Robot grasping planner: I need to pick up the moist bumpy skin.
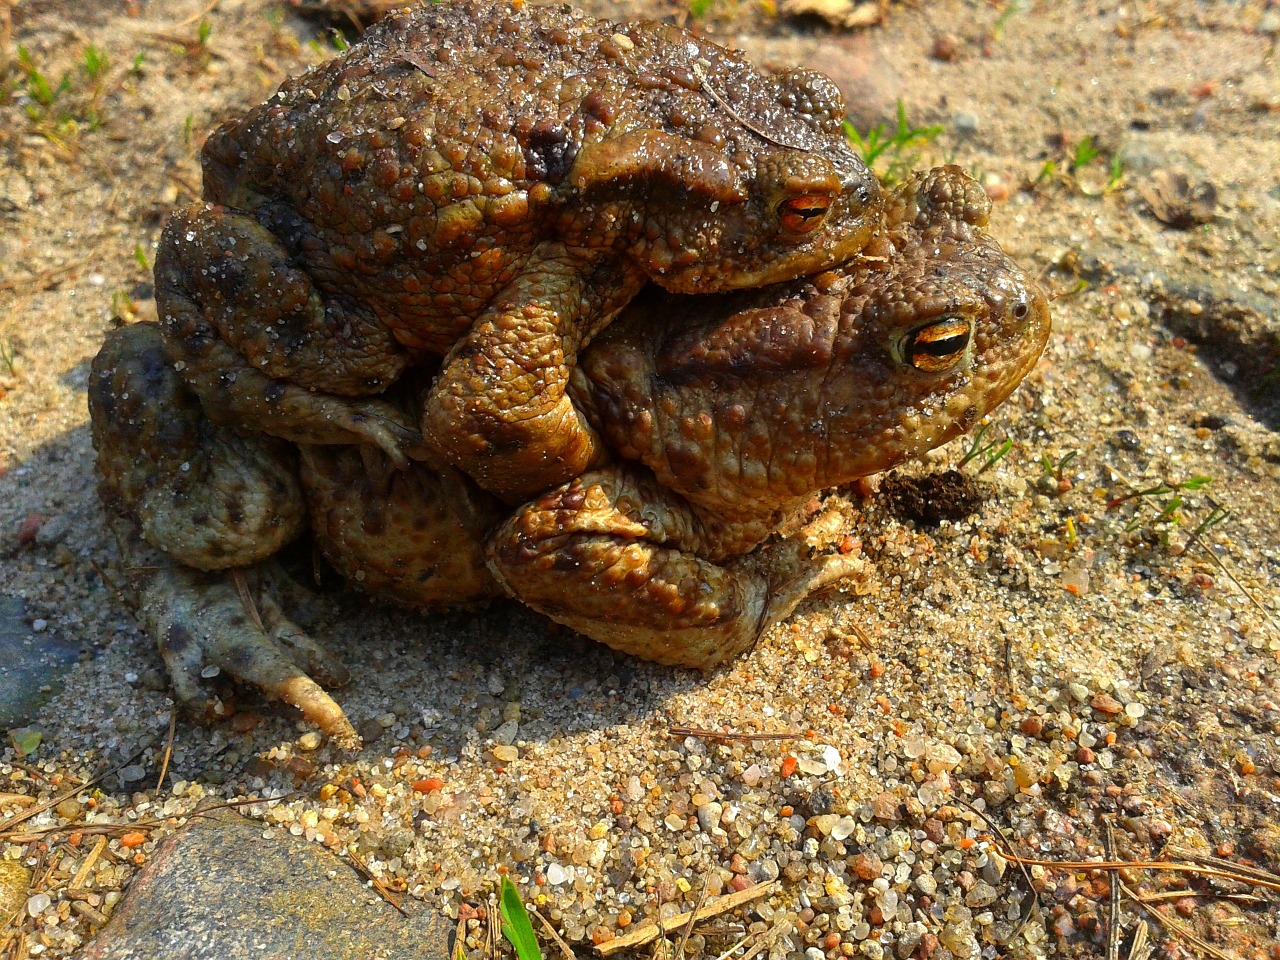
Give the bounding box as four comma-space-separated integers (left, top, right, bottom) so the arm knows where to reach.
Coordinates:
156, 0, 881, 501
93, 167, 1047, 743
488, 166, 1051, 664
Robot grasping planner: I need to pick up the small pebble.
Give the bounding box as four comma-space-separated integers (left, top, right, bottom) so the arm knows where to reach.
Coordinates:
1091, 693, 1124, 715
931, 33, 959, 60
297, 732, 322, 751
953, 111, 980, 137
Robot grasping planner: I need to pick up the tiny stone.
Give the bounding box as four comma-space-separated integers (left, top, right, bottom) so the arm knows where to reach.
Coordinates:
931, 33, 959, 61
697, 802, 722, 833
492, 744, 518, 763
546, 863, 568, 885
831, 816, 856, 841
1124, 703, 1146, 719
797, 755, 829, 776
26, 893, 51, 917
492, 720, 519, 745
812, 814, 840, 836
873, 792, 900, 820
1091, 693, 1123, 715
297, 732, 322, 751
742, 764, 762, 786
852, 852, 883, 880
31, 619, 47, 632
953, 112, 980, 137
925, 743, 962, 774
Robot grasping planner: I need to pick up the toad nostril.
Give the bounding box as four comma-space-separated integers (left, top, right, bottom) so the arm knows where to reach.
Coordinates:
1012, 299, 1029, 320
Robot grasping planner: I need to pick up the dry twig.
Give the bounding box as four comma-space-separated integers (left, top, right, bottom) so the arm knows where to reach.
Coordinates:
529, 905, 577, 960
668, 727, 807, 744
154, 706, 178, 798
1119, 882, 1234, 960
1105, 819, 1121, 960
345, 850, 408, 917
595, 881, 777, 957
0, 742, 152, 836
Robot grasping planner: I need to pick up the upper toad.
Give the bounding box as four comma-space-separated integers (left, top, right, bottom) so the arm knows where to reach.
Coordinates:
156, 0, 882, 502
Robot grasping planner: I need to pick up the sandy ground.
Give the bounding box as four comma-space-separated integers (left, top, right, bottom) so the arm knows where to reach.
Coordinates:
2, 1, 1279, 958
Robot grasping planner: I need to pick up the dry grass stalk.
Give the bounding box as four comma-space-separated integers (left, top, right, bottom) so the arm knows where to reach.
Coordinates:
988, 843, 1280, 895
345, 850, 407, 917
0, 743, 152, 835
529, 905, 577, 960
1126, 919, 1153, 960
69, 836, 108, 890
153, 707, 177, 798
1105, 819, 1121, 960
1119, 882, 1234, 960
667, 727, 807, 744
594, 881, 777, 957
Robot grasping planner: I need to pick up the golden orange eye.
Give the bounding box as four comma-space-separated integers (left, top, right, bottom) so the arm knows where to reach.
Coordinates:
779, 194, 831, 234
906, 317, 971, 371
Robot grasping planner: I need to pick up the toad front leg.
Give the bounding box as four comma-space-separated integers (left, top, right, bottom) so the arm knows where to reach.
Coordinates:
486, 469, 868, 668
155, 203, 425, 467
421, 246, 637, 502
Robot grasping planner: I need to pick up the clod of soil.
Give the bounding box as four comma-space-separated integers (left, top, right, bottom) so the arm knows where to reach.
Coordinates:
879, 469, 985, 527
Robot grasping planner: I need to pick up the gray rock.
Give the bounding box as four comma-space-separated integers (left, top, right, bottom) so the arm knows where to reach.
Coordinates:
0, 596, 82, 728
78, 809, 452, 960
952, 111, 980, 138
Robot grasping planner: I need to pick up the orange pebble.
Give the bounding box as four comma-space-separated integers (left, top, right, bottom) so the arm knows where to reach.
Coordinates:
412, 777, 445, 793
121, 832, 147, 848
780, 755, 798, 778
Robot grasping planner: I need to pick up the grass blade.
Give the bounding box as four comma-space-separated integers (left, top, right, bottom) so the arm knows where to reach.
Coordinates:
500, 876, 543, 960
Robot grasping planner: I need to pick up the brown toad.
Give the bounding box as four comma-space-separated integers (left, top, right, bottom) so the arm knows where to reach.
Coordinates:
157, 0, 882, 503
91, 167, 1050, 745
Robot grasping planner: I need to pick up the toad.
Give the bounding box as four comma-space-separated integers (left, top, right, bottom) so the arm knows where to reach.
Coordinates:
156, 0, 882, 503
91, 168, 1050, 746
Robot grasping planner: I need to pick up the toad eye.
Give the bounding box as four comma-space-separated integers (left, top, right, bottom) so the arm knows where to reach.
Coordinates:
779, 194, 831, 234
905, 317, 972, 372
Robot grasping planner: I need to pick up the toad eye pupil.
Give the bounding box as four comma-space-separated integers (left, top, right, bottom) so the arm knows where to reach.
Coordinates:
779, 194, 831, 234
914, 335, 967, 358
905, 317, 971, 372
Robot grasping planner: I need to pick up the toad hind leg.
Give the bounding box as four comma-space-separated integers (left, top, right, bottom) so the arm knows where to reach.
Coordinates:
421, 246, 635, 501
486, 469, 868, 669
91, 322, 360, 747
155, 203, 423, 466
133, 550, 360, 750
